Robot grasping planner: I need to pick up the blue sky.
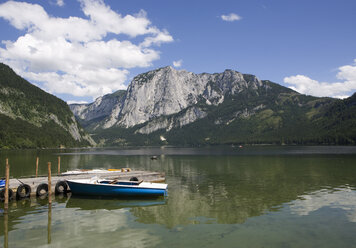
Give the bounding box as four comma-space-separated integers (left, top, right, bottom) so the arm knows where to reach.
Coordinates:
0, 0, 355, 103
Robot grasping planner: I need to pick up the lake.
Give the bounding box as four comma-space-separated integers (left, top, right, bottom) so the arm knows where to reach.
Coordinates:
1, 146, 356, 248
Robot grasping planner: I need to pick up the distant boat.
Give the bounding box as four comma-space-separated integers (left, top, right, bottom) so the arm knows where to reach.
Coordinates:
66, 178, 168, 197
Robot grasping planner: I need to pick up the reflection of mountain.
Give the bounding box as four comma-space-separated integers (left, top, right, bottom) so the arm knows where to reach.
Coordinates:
32, 148, 356, 228
127, 155, 356, 227
3, 148, 356, 231
2, 148, 356, 247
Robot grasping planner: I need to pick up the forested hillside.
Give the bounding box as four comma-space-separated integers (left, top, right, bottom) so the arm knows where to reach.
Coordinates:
0, 63, 94, 148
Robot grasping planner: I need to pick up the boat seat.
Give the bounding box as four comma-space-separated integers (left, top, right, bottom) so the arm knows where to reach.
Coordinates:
108, 179, 144, 185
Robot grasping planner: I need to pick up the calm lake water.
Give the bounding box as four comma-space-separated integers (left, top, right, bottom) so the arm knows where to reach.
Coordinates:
1, 146, 356, 248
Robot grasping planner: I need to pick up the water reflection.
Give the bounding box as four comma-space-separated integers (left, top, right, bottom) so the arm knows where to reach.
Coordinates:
1, 198, 163, 247
2, 146, 356, 178
3, 212, 8, 248
65, 195, 166, 210
2, 151, 356, 228
129, 155, 356, 227
290, 186, 356, 222
48, 203, 51, 244
1, 147, 356, 247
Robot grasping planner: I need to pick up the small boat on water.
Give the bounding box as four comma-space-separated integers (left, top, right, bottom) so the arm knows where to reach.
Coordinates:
66, 178, 168, 197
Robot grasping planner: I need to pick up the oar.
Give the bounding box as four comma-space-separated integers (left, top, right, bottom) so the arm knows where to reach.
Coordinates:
17, 178, 25, 185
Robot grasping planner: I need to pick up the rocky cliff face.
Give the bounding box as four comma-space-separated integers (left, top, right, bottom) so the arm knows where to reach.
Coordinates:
71, 66, 263, 133
70, 90, 126, 129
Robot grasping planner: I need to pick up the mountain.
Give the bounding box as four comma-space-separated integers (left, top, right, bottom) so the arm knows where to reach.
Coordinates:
70, 66, 356, 146
70, 90, 126, 130
0, 63, 95, 149
71, 67, 263, 129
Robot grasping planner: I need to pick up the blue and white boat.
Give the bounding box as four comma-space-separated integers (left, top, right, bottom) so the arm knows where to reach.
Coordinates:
66, 178, 167, 197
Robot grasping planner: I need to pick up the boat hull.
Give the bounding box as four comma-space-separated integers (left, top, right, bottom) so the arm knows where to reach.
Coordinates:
67, 180, 167, 197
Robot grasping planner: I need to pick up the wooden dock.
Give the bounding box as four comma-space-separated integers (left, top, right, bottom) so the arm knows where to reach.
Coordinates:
5, 170, 165, 198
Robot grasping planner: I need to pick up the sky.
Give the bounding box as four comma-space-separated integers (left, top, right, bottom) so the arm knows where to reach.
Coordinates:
0, 0, 355, 103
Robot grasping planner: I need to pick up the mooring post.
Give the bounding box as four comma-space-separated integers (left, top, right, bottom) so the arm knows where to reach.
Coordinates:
36, 157, 39, 177
48, 162, 52, 205
4, 158, 10, 213
58, 156, 61, 175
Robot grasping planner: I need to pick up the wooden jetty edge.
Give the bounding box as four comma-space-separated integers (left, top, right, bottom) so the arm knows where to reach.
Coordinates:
1, 158, 165, 201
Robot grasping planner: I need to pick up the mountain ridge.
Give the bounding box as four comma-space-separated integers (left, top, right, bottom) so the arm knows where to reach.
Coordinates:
71, 66, 266, 130
70, 66, 356, 146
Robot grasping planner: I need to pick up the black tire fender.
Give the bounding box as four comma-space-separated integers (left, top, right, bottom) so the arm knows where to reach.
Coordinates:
55, 180, 68, 195
0, 188, 4, 202
0, 188, 13, 202
8, 188, 13, 201
36, 183, 48, 197
16, 184, 31, 199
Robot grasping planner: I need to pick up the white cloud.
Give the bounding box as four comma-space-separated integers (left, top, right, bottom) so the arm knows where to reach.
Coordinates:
0, 0, 173, 100
140, 29, 174, 47
221, 13, 241, 22
284, 59, 356, 98
67, 100, 88, 105
173, 59, 183, 68
56, 0, 65, 7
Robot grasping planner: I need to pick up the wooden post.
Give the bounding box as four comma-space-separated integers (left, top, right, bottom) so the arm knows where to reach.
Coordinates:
4, 159, 10, 213
36, 157, 39, 177
48, 162, 52, 205
57, 156, 61, 175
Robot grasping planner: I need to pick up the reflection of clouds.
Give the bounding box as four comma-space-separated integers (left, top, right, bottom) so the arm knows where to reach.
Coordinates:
71, 208, 129, 233
8, 203, 161, 247
290, 186, 356, 222
118, 229, 160, 248
66, 154, 83, 170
